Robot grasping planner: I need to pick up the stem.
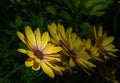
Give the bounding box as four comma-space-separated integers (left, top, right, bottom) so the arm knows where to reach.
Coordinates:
4, 64, 25, 80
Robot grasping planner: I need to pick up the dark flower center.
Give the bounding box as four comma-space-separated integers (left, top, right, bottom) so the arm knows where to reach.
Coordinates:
34, 50, 44, 59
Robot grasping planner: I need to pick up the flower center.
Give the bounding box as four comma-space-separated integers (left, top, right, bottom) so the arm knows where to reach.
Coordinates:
34, 50, 44, 59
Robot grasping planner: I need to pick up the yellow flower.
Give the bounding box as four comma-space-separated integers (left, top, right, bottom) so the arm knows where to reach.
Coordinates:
17, 26, 64, 78
93, 26, 118, 59
83, 39, 102, 61
48, 23, 96, 73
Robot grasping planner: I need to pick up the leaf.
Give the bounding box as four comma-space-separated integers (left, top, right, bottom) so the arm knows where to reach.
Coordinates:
47, 6, 56, 15
59, 10, 73, 21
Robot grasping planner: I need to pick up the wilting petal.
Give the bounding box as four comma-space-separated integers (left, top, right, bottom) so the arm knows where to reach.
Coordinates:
17, 31, 26, 43
32, 61, 40, 71
25, 26, 36, 47
25, 58, 34, 67
34, 28, 41, 50
41, 32, 49, 50
93, 26, 97, 39
17, 49, 27, 54
108, 53, 117, 57
102, 36, 114, 46
98, 26, 103, 37
41, 61, 55, 78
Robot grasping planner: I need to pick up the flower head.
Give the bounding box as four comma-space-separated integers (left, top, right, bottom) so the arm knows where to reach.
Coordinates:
48, 23, 96, 73
93, 26, 118, 60
17, 26, 64, 78
82, 39, 102, 61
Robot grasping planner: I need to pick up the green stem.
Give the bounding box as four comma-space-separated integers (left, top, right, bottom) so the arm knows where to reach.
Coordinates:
4, 64, 25, 80
33, 71, 44, 80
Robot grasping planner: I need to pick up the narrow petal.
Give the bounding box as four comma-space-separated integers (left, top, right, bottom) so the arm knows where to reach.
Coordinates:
44, 46, 62, 54
32, 61, 40, 71
17, 49, 27, 54
93, 26, 97, 39
98, 26, 103, 37
48, 23, 58, 40
25, 26, 36, 47
45, 61, 62, 75
41, 61, 55, 78
104, 44, 118, 52
66, 28, 72, 45
34, 28, 41, 50
45, 57, 61, 62
25, 58, 34, 67
26, 50, 35, 58
41, 32, 49, 50
85, 39, 91, 49
69, 58, 75, 67
17, 31, 26, 43
48, 23, 57, 34
108, 53, 117, 57
58, 23, 66, 39
102, 36, 114, 46
71, 33, 77, 43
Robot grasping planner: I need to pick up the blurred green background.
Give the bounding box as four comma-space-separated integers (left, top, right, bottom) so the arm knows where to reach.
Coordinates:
0, 0, 120, 83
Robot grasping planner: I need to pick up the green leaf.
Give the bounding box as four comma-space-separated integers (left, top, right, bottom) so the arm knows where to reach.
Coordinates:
47, 6, 56, 15
81, 0, 113, 16
59, 10, 73, 21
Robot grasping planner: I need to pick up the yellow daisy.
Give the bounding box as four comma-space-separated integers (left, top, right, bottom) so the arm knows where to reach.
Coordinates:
17, 26, 64, 78
93, 26, 118, 59
83, 38, 102, 61
48, 23, 96, 73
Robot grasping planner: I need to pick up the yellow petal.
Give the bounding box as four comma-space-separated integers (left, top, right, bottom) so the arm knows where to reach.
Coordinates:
32, 61, 40, 71
55, 65, 65, 71
48, 23, 57, 34
58, 23, 66, 39
25, 58, 34, 67
44, 46, 62, 54
77, 58, 96, 69
73, 37, 82, 49
26, 50, 35, 58
34, 28, 41, 50
25, 26, 36, 47
34, 57, 41, 63
108, 53, 117, 57
41, 32, 49, 50
98, 26, 103, 37
93, 26, 97, 39
104, 44, 118, 52
69, 58, 75, 67
17, 49, 27, 54
17, 31, 25, 43
66, 28, 72, 45
48, 23, 57, 38
71, 33, 77, 43
45, 61, 62, 75
46, 57, 61, 62
85, 39, 91, 49
102, 36, 114, 46
41, 61, 55, 78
